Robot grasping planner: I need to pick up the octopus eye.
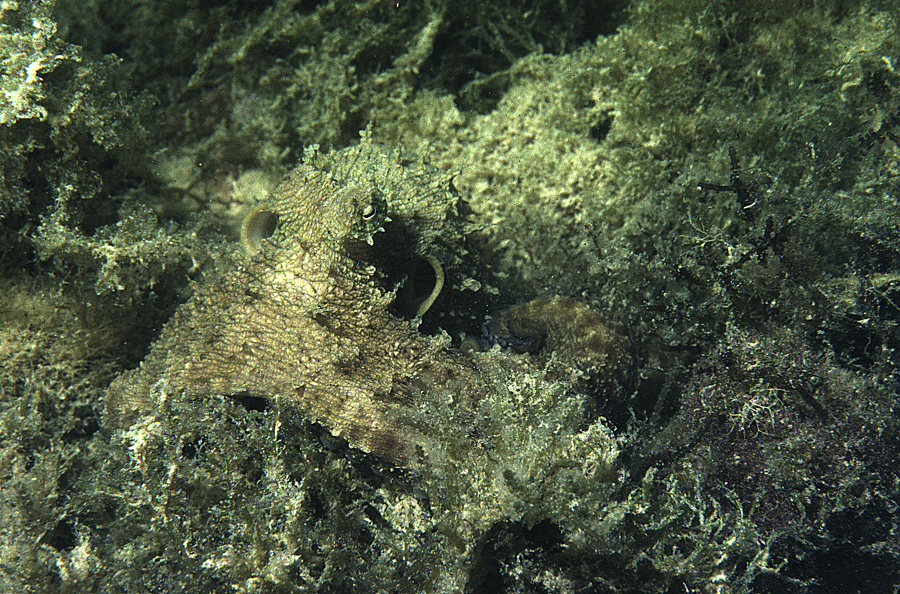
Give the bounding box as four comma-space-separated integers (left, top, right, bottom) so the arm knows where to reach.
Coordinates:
241, 204, 278, 254
361, 203, 377, 221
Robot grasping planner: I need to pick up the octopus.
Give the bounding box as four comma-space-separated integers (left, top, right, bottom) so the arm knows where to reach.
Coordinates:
105, 139, 629, 471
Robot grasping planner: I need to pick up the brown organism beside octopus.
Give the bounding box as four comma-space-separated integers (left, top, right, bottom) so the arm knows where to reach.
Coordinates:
105, 139, 628, 470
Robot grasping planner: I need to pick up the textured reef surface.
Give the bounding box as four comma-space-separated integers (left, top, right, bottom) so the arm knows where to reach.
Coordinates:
2, 0, 900, 593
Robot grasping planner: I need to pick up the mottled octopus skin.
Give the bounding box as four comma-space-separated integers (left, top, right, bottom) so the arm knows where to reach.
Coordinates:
105, 141, 626, 470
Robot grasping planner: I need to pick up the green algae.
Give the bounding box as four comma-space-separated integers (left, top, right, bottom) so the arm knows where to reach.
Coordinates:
2, 0, 900, 592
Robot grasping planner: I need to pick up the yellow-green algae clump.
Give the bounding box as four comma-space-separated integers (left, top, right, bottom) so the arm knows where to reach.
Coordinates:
2, 0, 900, 592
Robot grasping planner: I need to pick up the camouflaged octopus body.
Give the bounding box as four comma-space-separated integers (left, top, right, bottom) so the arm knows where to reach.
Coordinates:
106, 142, 464, 467
106, 141, 627, 470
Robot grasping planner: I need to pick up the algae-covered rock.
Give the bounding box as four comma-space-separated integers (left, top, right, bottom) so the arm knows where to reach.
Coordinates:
3, 0, 900, 592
